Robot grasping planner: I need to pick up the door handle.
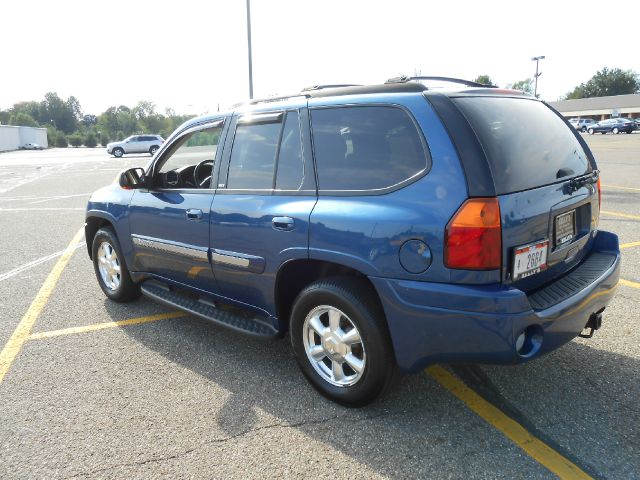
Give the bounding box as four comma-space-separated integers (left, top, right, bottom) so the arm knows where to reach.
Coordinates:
186, 209, 203, 220
272, 216, 294, 231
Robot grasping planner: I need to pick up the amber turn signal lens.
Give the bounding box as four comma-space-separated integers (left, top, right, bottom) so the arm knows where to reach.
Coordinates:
444, 198, 502, 270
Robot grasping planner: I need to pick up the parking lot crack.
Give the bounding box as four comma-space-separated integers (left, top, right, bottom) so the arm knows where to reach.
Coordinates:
66, 411, 400, 478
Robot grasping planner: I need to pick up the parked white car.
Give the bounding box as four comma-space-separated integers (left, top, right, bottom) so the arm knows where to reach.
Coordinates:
106, 135, 164, 158
20, 143, 44, 150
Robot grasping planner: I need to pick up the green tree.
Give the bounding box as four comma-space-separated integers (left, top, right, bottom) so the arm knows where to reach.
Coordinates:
8, 112, 38, 127
84, 132, 97, 148
509, 78, 534, 94
43, 92, 78, 133
473, 75, 494, 86
56, 133, 68, 148
133, 100, 156, 119
46, 127, 57, 147
565, 68, 640, 99
116, 111, 138, 135
68, 133, 83, 147
100, 132, 110, 146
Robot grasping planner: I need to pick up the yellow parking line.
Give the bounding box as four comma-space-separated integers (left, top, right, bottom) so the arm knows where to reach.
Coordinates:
426, 366, 592, 479
602, 184, 640, 192
601, 210, 640, 221
620, 241, 640, 250
620, 279, 640, 289
28, 311, 186, 340
0, 227, 84, 385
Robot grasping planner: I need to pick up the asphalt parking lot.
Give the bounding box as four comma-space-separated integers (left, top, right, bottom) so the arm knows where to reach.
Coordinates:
1, 136, 639, 479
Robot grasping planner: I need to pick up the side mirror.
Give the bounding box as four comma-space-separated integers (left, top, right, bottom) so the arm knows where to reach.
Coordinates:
119, 167, 146, 190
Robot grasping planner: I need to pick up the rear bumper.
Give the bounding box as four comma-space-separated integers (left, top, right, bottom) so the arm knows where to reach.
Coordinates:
371, 230, 621, 372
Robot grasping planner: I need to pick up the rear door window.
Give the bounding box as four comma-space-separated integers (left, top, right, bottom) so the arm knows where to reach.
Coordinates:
453, 97, 591, 195
310, 106, 428, 192
275, 111, 304, 191
226, 117, 282, 190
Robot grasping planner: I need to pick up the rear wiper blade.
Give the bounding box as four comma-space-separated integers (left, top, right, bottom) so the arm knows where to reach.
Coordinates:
565, 170, 599, 194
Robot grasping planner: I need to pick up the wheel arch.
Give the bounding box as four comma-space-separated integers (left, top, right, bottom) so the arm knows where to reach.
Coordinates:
274, 259, 385, 334
85, 214, 116, 259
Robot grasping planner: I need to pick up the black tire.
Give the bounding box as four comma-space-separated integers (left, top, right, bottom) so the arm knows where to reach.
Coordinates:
149, 145, 159, 156
290, 277, 397, 407
113, 147, 124, 158
92, 227, 140, 302
588, 128, 594, 135
613, 127, 619, 135
581, 126, 587, 133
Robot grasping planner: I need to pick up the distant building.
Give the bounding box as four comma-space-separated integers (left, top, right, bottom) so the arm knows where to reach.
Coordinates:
0, 125, 48, 152
549, 94, 640, 120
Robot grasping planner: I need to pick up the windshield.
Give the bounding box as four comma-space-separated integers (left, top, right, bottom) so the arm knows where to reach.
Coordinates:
453, 97, 591, 195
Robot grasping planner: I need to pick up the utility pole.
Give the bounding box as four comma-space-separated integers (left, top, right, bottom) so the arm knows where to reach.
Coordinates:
246, 0, 254, 99
531, 55, 545, 98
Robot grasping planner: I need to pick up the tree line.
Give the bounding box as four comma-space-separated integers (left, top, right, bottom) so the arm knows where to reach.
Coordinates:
2, 68, 638, 148
0, 93, 195, 148
474, 67, 639, 99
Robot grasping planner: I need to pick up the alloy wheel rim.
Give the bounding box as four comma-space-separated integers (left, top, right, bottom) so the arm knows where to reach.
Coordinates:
302, 305, 366, 387
97, 241, 121, 291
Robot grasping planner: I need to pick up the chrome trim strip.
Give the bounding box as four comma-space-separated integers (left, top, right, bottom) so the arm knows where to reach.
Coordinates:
211, 248, 265, 273
211, 252, 250, 268
131, 235, 209, 262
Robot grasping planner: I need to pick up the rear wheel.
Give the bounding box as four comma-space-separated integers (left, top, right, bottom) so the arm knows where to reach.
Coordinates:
613, 127, 619, 134
581, 126, 587, 132
92, 227, 140, 302
149, 145, 159, 155
588, 128, 594, 135
113, 147, 124, 158
290, 277, 397, 407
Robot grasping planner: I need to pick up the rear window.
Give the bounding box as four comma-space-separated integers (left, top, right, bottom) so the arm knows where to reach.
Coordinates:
453, 97, 591, 194
311, 106, 428, 192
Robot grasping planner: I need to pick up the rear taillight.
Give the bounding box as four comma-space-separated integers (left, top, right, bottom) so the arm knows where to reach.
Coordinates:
445, 198, 501, 270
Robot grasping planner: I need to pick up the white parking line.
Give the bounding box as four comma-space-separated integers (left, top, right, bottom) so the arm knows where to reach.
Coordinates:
0, 243, 84, 282
26, 193, 92, 205
0, 207, 85, 212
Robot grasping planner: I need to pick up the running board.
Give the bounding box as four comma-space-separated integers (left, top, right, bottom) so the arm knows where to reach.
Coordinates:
140, 281, 278, 338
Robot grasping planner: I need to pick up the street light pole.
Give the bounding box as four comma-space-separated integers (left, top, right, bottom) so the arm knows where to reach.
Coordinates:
531, 55, 545, 98
246, 0, 254, 100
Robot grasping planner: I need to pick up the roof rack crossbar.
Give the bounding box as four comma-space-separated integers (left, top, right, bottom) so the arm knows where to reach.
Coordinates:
385, 75, 496, 88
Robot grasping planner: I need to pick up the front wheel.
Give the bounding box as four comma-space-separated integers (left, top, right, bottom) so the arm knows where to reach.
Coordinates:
92, 227, 140, 302
112, 147, 124, 158
581, 126, 587, 132
613, 127, 619, 134
290, 277, 397, 407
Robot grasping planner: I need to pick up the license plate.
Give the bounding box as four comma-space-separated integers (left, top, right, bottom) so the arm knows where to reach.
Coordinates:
555, 210, 576, 247
512, 240, 548, 281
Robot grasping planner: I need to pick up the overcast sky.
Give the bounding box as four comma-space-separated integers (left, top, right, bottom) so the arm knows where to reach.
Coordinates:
2, 0, 639, 115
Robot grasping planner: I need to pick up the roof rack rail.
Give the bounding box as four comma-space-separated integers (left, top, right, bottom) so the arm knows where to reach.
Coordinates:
385, 75, 496, 88
230, 93, 311, 108
301, 84, 362, 92
249, 93, 310, 105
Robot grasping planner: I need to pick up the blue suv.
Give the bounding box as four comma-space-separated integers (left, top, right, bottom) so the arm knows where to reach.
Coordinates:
86, 77, 621, 406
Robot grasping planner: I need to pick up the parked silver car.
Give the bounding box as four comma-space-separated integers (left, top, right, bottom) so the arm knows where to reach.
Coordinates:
106, 135, 164, 158
569, 118, 596, 132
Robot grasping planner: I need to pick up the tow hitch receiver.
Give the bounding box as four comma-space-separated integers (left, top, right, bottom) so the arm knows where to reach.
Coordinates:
579, 310, 603, 338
